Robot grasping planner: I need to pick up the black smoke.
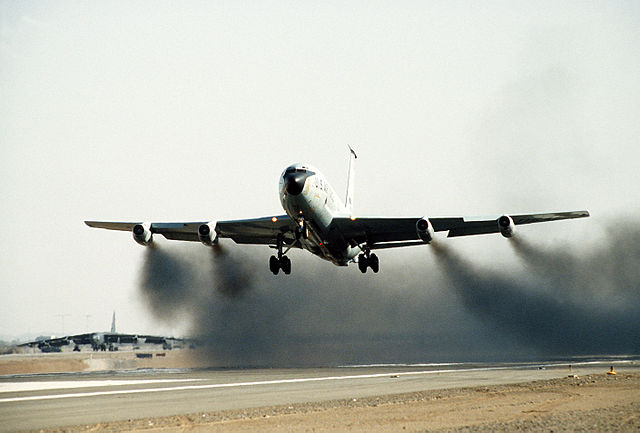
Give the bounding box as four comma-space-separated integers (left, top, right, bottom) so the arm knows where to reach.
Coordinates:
138, 220, 640, 366
138, 244, 496, 366
431, 221, 640, 357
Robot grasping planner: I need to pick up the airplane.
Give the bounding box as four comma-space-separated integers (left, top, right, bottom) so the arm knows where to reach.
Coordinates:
19, 312, 181, 352
86, 148, 589, 275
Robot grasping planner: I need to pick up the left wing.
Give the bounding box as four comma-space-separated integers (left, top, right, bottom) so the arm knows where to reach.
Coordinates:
328, 210, 590, 249
85, 215, 299, 246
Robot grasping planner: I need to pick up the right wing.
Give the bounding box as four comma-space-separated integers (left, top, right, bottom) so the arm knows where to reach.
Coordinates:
85, 215, 300, 246
439, 210, 590, 237
18, 336, 72, 348
328, 210, 590, 249
85, 221, 206, 242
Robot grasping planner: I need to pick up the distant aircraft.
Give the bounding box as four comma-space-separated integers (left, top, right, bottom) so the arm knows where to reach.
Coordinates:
19, 312, 180, 352
86, 148, 589, 275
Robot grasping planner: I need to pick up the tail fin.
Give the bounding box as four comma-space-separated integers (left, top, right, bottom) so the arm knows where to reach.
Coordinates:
110, 311, 116, 333
345, 146, 357, 214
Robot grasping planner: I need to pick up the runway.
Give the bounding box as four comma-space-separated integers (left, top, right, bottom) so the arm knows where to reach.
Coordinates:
1, 358, 638, 432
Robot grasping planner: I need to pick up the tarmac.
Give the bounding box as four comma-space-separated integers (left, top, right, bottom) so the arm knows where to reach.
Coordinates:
1, 353, 638, 432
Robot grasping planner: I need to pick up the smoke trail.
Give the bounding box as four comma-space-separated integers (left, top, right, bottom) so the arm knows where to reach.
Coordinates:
510, 223, 640, 307
138, 243, 495, 366
138, 219, 640, 365
138, 245, 195, 324
431, 222, 640, 356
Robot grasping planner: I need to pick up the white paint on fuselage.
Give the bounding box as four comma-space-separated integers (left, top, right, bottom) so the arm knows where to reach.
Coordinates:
279, 163, 362, 266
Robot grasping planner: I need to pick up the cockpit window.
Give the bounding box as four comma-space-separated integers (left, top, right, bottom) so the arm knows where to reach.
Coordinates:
285, 168, 315, 175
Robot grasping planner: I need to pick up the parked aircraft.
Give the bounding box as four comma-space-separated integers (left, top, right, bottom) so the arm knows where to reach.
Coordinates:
86, 148, 589, 275
19, 312, 180, 352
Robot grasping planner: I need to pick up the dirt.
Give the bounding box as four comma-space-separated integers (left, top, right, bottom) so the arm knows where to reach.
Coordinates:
36, 373, 640, 432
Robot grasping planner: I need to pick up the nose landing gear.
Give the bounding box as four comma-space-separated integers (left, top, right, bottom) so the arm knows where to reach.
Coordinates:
297, 216, 309, 239
357, 250, 379, 274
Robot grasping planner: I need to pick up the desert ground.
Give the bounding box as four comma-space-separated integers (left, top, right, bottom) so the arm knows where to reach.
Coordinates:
36, 373, 639, 432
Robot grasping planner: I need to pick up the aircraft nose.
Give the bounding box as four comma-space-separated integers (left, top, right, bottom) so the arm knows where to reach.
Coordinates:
284, 171, 307, 196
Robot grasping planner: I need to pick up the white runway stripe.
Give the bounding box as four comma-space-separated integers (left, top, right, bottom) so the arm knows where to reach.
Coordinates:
0, 366, 520, 403
0, 379, 200, 393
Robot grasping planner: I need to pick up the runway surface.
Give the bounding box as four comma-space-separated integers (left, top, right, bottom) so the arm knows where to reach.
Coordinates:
1, 358, 638, 432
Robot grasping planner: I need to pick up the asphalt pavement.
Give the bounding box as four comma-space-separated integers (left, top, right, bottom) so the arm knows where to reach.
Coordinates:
1, 359, 638, 432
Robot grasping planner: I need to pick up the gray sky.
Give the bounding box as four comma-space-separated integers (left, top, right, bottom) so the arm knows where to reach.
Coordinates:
1, 1, 639, 344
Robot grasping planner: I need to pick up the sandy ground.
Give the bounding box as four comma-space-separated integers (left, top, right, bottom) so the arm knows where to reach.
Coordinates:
34, 372, 639, 432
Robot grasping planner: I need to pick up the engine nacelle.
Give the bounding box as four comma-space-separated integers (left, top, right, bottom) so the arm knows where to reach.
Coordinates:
132, 223, 153, 246
416, 218, 434, 243
198, 223, 218, 246
498, 215, 515, 238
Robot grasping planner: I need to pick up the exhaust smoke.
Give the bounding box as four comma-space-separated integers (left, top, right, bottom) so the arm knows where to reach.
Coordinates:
138, 220, 640, 366
138, 244, 492, 366
431, 221, 640, 356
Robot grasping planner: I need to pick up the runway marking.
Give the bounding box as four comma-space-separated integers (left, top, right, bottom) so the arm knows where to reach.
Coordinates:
0, 361, 617, 404
0, 365, 548, 404
0, 379, 200, 393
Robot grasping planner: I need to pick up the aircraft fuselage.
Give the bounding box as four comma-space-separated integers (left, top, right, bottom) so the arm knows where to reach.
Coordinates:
279, 163, 361, 266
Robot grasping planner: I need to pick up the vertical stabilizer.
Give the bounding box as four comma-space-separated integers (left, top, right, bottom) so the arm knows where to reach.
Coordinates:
345, 146, 357, 214
110, 311, 116, 333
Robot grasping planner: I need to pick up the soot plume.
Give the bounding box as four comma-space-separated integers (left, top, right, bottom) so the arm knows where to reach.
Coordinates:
138, 243, 492, 366
138, 219, 640, 366
431, 221, 640, 356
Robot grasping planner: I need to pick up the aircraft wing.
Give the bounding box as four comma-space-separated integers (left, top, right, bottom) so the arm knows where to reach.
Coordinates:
215, 216, 299, 245
85, 221, 207, 242
438, 210, 590, 237
329, 210, 590, 248
18, 336, 72, 348
85, 215, 300, 246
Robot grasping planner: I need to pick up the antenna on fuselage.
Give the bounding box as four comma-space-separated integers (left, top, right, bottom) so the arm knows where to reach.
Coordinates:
346, 145, 357, 215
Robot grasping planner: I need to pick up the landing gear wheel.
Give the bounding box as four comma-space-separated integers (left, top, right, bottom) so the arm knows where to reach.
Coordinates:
270, 233, 293, 275
370, 253, 379, 273
281, 256, 291, 275
269, 255, 280, 275
358, 254, 368, 273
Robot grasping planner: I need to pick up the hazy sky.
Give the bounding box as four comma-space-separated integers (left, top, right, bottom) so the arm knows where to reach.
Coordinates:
1, 1, 639, 348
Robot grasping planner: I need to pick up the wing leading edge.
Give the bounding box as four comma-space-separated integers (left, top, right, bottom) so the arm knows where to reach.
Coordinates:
328, 210, 589, 248
85, 215, 299, 246
87, 210, 589, 249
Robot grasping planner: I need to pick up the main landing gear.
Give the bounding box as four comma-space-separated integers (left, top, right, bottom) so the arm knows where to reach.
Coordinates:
358, 250, 379, 274
269, 234, 291, 275
269, 255, 291, 275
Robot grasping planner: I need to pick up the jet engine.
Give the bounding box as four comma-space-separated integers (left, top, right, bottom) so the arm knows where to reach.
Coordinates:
132, 223, 153, 246
498, 215, 515, 238
198, 223, 218, 246
416, 218, 434, 243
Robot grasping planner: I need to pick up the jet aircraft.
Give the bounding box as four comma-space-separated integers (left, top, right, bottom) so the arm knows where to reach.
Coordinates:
19, 312, 180, 352
86, 148, 589, 275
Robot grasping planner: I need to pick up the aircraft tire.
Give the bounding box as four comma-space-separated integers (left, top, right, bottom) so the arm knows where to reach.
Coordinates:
358, 254, 368, 273
281, 256, 291, 274
269, 256, 280, 275
370, 253, 379, 273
